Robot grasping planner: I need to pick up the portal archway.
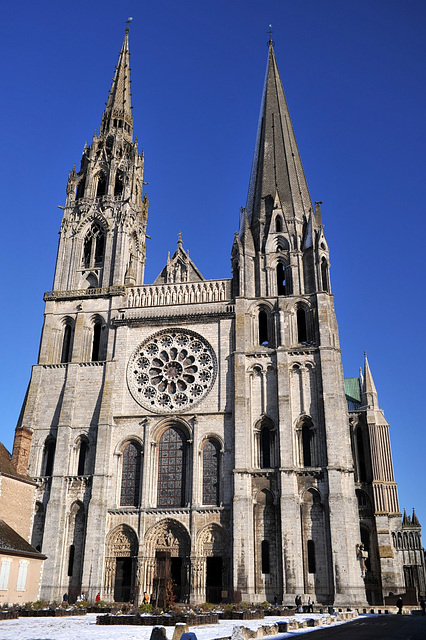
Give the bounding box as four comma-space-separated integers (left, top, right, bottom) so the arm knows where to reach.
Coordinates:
105, 525, 138, 602
144, 519, 191, 606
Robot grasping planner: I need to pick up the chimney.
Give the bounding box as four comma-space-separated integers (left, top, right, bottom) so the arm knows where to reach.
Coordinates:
11, 426, 33, 476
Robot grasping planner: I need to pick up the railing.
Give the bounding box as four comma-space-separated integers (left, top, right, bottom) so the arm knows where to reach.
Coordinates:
126, 279, 232, 308
44, 286, 125, 301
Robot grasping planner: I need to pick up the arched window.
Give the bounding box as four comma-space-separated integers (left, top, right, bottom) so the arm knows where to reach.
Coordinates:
202, 440, 220, 506
61, 322, 74, 363
302, 424, 312, 467
232, 262, 240, 297
91, 320, 102, 361
276, 263, 286, 295
31, 502, 45, 552
261, 540, 270, 573
43, 438, 56, 476
83, 223, 106, 269
157, 427, 187, 508
120, 441, 142, 507
114, 171, 124, 196
307, 540, 316, 573
356, 427, 367, 482
260, 426, 271, 468
77, 438, 89, 476
75, 176, 86, 200
258, 310, 269, 345
96, 173, 107, 197
275, 217, 282, 233
297, 308, 307, 343
321, 257, 329, 292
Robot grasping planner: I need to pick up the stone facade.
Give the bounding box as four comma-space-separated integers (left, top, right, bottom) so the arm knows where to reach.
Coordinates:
16, 30, 425, 606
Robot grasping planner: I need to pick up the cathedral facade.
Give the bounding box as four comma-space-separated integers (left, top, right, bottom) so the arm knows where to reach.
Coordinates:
16, 30, 425, 606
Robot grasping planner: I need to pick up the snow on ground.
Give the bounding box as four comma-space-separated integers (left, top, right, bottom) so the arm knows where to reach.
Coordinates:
0, 612, 357, 640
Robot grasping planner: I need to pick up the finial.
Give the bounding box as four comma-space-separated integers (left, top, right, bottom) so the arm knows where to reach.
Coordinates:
267, 24, 275, 47
126, 17, 133, 32
177, 231, 183, 248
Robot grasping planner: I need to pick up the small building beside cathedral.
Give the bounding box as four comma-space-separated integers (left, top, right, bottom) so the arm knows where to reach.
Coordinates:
13, 29, 425, 607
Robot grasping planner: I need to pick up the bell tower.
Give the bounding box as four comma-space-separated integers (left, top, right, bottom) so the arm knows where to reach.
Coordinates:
53, 26, 148, 293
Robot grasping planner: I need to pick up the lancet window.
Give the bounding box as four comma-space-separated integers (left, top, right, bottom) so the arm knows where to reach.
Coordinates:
157, 427, 187, 508
120, 441, 142, 507
61, 320, 74, 363
83, 223, 106, 269
202, 439, 220, 506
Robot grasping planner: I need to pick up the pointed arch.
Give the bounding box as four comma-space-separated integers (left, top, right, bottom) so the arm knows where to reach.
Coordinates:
157, 426, 187, 508
275, 216, 282, 233
114, 170, 124, 196
42, 436, 56, 476
105, 525, 138, 603
320, 257, 329, 292
31, 501, 45, 552
91, 315, 106, 361
96, 172, 107, 197
120, 440, 142, 507
76, 435, 89, 476
75, 175, 86, 200
297, 416, 315, 468
202, 438, 220, 506
61, 317, 75, 363
82, 222, 106, 269
276, 261, 292, 295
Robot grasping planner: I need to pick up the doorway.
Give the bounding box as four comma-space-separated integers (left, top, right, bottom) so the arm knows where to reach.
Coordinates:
114, 557, 133, 602
206, 557, 222, 603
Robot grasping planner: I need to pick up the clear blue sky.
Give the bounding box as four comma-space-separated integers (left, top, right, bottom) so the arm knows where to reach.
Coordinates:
0, 1, 425, 528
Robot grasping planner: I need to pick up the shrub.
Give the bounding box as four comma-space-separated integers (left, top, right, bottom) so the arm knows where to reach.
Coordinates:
139, 603, 153, 613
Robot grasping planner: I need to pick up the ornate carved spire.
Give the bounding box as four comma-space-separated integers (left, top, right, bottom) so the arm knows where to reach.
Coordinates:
101, 26, 133, 139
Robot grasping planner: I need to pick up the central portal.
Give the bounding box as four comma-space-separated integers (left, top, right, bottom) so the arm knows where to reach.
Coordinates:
206, 556, 222, 603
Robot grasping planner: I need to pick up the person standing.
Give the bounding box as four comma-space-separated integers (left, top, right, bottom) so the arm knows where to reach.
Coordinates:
396, 596, 403, 614
420, 597, 425, 616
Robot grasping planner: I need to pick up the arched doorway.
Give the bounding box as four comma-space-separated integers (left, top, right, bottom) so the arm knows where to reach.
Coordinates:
144, 519, 191, 606
105, 525, 138, 603
197, 524, 229, 604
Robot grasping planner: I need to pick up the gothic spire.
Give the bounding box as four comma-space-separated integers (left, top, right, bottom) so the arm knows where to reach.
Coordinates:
101, 26, 133, 138
363, 351, 379, 408
246, 41, 313, 233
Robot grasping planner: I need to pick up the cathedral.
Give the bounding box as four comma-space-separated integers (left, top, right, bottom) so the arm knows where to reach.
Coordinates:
13, 28, 425, 607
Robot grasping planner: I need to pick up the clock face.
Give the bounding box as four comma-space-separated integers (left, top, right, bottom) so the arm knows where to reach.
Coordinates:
127, 329, 217, 413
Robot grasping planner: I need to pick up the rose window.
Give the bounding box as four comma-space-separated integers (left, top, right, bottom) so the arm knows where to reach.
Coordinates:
127, 329, 217, 413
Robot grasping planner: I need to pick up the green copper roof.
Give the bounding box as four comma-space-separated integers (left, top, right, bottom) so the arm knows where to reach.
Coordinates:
344, 377, 362, 411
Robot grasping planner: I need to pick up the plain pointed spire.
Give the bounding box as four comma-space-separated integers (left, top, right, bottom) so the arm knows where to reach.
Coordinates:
246, 40, 313, 231
101, 26, 133, 138
363, 351, 378, 401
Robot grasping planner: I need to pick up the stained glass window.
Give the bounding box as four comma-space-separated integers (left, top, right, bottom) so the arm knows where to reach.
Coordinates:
203, 440, 219, 505
157, 427, 186, 507
120, 441, 142, 506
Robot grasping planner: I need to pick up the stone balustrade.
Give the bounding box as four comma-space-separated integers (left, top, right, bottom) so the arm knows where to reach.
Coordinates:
126, 279, 232, 308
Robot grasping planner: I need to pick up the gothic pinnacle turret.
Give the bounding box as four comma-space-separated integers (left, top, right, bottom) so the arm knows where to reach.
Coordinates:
101, 26, 133, 139
246, 41, 313, 241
